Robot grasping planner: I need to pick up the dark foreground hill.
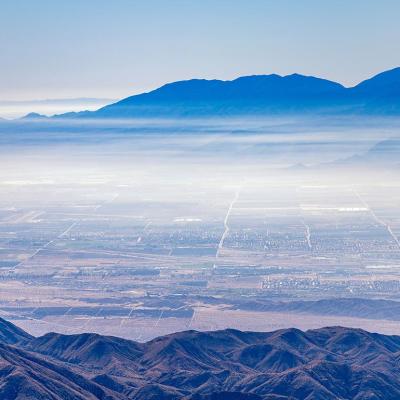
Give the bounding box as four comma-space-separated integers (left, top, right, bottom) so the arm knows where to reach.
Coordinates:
2, 318, 400, 399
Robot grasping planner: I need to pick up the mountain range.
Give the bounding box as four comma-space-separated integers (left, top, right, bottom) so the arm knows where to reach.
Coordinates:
43, 67, 400, 119
348, 137, 400, 166
2, 317, 400, 399
228, 297, 400, 321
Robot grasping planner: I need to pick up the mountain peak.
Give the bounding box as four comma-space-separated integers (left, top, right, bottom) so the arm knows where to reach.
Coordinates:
20, 112, 47, 120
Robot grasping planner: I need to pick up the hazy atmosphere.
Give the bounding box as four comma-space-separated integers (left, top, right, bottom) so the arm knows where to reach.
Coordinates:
1, 2, 400, 399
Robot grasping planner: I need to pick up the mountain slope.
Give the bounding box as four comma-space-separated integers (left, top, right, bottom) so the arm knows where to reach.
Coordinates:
349, 67, 400, 113
352, 67, 400, 98
0, 317, 33, 345
0, 342, 123, 400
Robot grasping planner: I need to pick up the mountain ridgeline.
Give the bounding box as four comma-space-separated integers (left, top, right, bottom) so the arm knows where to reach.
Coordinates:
3, 318, 400, 399
57, 67, 400, 119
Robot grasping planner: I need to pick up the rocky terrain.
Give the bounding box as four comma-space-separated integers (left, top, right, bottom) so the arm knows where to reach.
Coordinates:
1, 318, 400, 399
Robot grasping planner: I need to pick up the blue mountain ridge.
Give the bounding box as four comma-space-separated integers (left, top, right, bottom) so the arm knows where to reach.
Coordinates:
49, 67, 400, 119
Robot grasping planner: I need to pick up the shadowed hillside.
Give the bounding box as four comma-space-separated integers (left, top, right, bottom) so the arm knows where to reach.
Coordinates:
2, 318, 400, 399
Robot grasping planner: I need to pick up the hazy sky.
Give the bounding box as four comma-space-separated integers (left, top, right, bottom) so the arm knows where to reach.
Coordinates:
1, 0, 399, 101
